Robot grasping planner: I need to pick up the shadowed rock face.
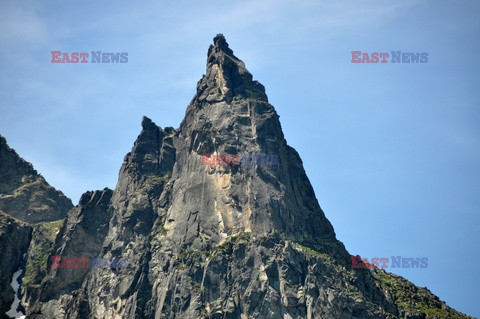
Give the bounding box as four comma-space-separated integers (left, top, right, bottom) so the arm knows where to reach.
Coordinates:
12, 35, 473, 319
0, 211, 31, 315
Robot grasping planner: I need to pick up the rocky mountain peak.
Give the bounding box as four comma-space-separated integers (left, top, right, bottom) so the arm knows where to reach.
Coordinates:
180, 35, 283, 155
175, 35, 340, 256
1, 36, 473, 319
194, 34, 267, 105
208, 33, 234, 56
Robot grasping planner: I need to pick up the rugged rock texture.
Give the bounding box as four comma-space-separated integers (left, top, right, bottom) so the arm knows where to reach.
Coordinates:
20, 219, 64, 308
27, 188, 113, 316
0, 135, 73, 223
0, 136, 73, 317
3, 34, 473, 318
0, 211, 31, 316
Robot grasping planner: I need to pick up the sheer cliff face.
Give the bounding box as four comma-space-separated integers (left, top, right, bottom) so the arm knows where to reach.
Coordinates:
25, 35, 473, 319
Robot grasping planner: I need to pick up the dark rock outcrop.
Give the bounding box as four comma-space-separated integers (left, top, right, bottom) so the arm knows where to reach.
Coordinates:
27, 188, 113, 316
20, 219, 64, 310
0, 211, 31, 316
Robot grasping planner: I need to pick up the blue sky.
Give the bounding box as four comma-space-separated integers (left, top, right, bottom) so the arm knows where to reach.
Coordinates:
1, 0, 479, 317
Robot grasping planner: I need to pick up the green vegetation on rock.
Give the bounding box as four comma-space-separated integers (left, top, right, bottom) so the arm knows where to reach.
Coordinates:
23, 219, 64, 288
373, 269, 472, 318
145, 173, 171, 186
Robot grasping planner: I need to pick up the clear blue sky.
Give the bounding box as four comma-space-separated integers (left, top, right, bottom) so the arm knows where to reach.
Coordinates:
1, 0, 478, 317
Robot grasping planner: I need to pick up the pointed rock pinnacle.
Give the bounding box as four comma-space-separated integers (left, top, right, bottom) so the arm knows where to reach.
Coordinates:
196, 34, 267, 104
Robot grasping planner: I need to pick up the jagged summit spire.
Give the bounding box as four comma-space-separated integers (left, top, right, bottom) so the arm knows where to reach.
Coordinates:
208, 33, 234, 56
195, 34, 267, 104
180, 34, 281, 144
